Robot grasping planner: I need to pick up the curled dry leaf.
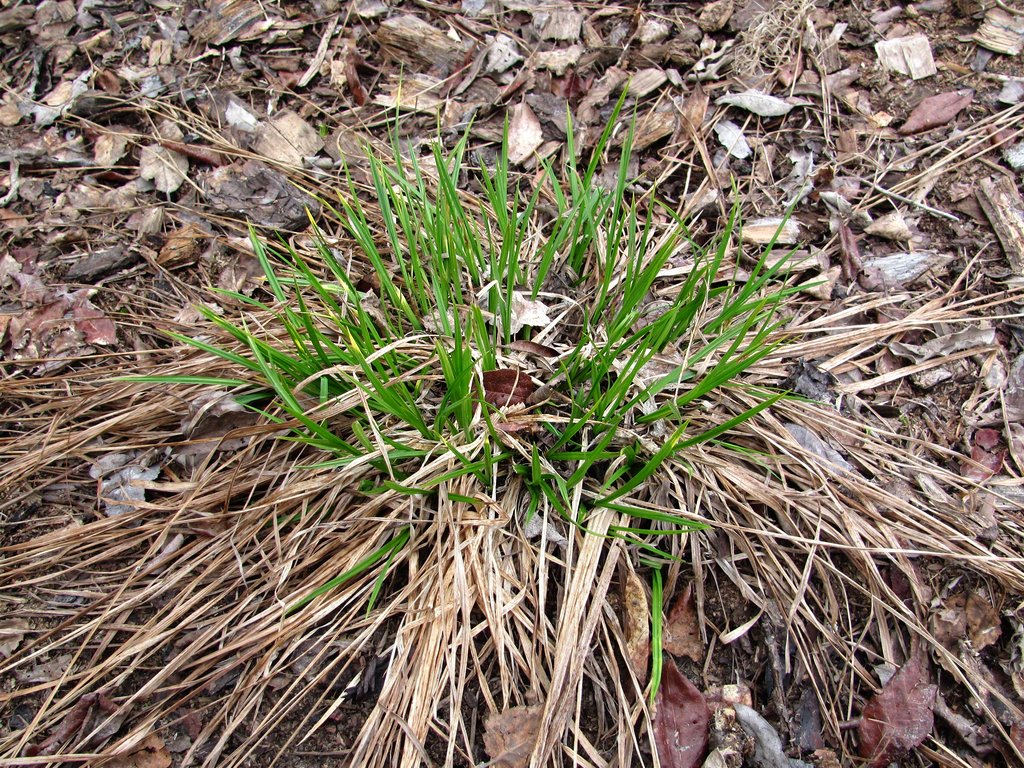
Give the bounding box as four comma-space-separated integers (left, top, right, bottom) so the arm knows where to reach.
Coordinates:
482, 368, 536, 408
858, 650, 937, 766
622, 565, 650, 683
483, 705, 542, 768
899, 90, 973, 135
654, 660, 710, 768
663, 584, 703, 663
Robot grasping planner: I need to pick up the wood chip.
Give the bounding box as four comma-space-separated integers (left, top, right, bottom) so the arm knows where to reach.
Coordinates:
627, 68, 668, 97
741, 217, 801, 245
977, 176, 1024, 275
874, 35, 936, 80
376, 15, 468, 70
191, 0, 275, 45
974, 7, 1024, 56
537, 7, 582, 41
530, 45, 584, 76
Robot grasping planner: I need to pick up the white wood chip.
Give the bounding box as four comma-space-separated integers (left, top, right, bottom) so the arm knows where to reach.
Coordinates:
874, 35, 936, 80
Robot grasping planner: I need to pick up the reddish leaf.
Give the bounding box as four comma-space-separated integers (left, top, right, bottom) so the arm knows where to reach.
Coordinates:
858, 651, 937, 766
654, 660, 709, 768
663, 584, 703, 663
482, 368, 536, 408
899, 90, 973, 135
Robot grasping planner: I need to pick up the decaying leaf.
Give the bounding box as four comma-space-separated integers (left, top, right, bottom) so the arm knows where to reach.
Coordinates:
663, 584, 703, 663
508, 291, 550, 334
713, 120, 750, 159
858, 650, 937, 766
507, 103, 543, 165
965, 591, 1002, 651
899, 90, 973, 135
253, 110, 323, 167
654, 660, 710, 768
482, 369, 536, 408
27, 691, 119, 757
483, 705, 542, 768
716, 90, 802, 117
104, 732, 172, 768
139, 144, 188, 194
0, 619, 28, 659
622, 565, 650, 682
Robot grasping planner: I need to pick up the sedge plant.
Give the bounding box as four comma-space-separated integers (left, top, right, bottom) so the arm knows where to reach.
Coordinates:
139, 102, 797, 656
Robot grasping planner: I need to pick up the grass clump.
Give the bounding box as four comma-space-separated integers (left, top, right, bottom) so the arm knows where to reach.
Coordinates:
142, 106, 795, 707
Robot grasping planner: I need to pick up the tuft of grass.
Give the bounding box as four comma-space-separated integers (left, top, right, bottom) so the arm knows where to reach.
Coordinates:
138, 102, 796, 628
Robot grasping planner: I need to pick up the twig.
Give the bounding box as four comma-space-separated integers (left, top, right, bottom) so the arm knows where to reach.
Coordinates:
865, 180, 961, 222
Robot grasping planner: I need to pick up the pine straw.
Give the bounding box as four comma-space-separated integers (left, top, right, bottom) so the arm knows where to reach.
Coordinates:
2, 265, 1023, 767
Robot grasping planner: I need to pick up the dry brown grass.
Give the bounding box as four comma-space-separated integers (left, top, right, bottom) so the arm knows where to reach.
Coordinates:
2, 269, 1023, 766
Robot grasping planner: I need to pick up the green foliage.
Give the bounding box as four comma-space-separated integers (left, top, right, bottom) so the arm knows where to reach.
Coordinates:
138, 102, 797, 609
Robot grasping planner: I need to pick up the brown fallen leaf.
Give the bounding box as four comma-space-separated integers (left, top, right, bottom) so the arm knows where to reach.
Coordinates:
482, 369, 536, 408
103, 732, 172, 768
858, 650, 937, 766
965, 591, 1002, 651
483, 705, 542, 768
654, 659, 710, 768
27, 691, 118, 756
899, 90, 973, 135
663, 584, 703, 662
507, 102, 543, 165
622, 565, 650, 683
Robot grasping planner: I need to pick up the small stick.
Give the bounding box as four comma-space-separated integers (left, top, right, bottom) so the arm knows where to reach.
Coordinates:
865, 180, 960, 223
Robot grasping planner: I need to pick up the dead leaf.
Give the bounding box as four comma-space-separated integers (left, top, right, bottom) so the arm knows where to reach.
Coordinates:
482, 369, 536, 408
961, 428, 1005, 483
104, 733, 172, 768
623, 566, 650, 682
663, 584, 703, 662
680, 83, 708, 132
0, 618, 28, 658
94, 129, 131, 167
713, 120, 750, 159
27, 691, 118, 756
483, 705, 542, 768
507, 103, 543, 165
716, 90, 802, 117
508, 339, 558, 358
654, 660, 710, 768
139, 144, 188, 194
858, 650, 936, 767
508, 291, 550, 334
70, 290, 117, 345
254, 110, 324, 167
899, 90, 973, 135
965, 592, 1002, 651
